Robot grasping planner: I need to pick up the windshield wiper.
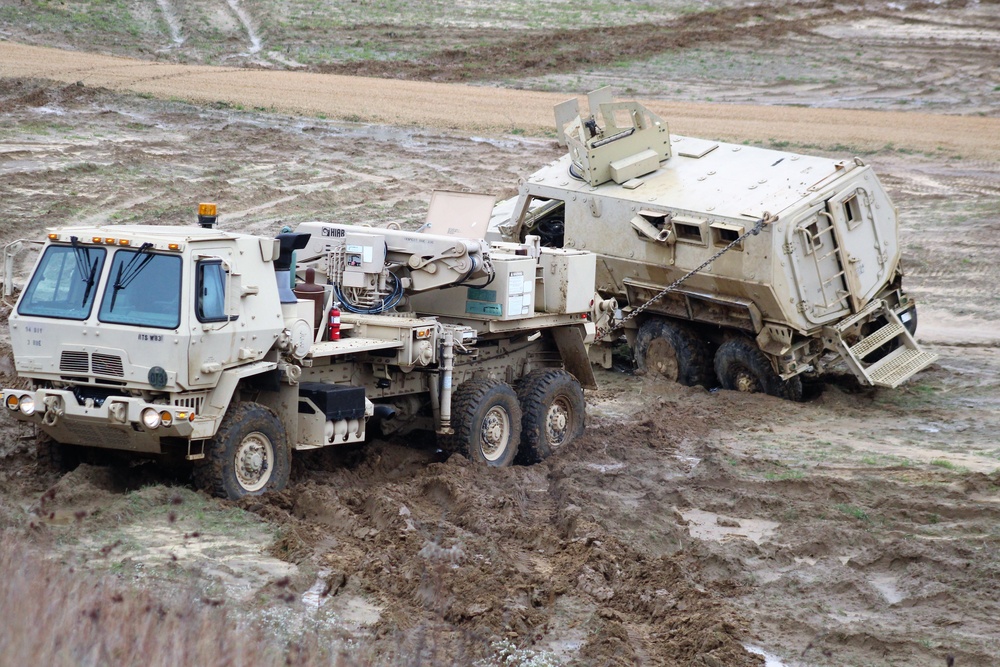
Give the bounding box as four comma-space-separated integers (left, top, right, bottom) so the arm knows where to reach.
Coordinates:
70, 236, 99, 306
108, 242, 154, 312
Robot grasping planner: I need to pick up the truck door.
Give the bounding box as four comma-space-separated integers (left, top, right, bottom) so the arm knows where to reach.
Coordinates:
188, 249, 240, 387
826, 184, 888, 309
785, 203, 851, 325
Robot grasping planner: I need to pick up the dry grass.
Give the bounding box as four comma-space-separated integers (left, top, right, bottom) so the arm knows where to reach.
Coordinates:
0, 532, 352, 667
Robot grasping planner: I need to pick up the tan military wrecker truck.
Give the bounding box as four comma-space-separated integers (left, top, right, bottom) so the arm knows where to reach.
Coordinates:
2, 200, 598, 498
488, 89, 937, 399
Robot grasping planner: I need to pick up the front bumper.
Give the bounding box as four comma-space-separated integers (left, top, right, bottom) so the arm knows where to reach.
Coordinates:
2, 388, 194, 453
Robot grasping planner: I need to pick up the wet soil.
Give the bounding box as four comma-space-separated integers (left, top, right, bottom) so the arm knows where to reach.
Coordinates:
1, 20, 999, 665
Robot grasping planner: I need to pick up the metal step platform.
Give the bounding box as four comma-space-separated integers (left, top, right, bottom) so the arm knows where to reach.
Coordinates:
828, 299, 938, 388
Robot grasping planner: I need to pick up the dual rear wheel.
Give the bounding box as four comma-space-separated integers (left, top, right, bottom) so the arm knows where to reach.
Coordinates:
443, 370, 586, 467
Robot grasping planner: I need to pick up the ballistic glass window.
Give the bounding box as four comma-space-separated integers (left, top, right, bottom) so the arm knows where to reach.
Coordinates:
98, 250, 182, 329
673, 221, 704, 244
18, 244, 106, 320
844, 194, 863, 230
196, 260, 227, 323
711, 223, 744, 251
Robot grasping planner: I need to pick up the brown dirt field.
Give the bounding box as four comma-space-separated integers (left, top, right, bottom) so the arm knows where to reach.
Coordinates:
1, 22, 999, 666
1, 42, 999, 161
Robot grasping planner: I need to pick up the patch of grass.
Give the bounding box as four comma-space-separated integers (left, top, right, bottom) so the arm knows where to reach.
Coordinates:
834, 503, 871, 523
929, 458, 968, 473
860, 453, 912, 468
764, 470, 804, 481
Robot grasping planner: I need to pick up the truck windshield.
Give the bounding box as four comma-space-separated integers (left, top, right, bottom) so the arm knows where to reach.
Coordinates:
98, 249, 182, 329
18, 244, 106, 320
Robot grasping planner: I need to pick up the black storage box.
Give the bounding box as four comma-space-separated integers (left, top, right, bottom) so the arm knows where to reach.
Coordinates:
298, 383, 366, 421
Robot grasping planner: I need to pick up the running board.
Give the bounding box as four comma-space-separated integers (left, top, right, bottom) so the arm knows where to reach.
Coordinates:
824, 300, 937, 388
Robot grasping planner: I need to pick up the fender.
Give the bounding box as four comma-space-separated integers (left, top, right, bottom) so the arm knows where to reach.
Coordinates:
194, 360, 278, 439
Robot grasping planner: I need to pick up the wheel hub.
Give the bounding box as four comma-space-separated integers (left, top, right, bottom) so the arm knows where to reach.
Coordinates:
545, 398, 571, 447
235, 432, 272, 491
480, 406, 510, 462
734, 369, 761, 393
647, 338, 679, 380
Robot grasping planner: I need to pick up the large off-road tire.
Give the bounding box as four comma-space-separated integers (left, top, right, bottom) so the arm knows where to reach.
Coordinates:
515, 369, 586, 464
193, 402, 291, 499
444, 379, 521, 467
36, 433, 80, 473
714, 337, 803, 401
634, 318, 714, 387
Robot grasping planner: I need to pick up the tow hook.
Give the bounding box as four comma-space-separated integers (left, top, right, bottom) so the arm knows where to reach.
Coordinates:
41, 395, 64, 426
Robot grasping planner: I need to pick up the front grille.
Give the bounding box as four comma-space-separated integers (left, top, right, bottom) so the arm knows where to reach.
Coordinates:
91, 353, 124, 377
60, 351, 89, 373
174, 394, 207, 414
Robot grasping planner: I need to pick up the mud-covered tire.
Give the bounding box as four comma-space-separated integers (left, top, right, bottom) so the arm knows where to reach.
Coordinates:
444, 379, 521, 467
193, 402, 291, 499
515, 369, 585, 464
36, 433, 80, 473
714, 337, 803, 401
634, 318, 714, 387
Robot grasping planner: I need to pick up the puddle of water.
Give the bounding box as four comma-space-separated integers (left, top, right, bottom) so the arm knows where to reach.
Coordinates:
33, 105, 67, 116
302, 568, 332, 610
745, 644, 789, 666
585, 462, 625, 474
869, 573, 906, 605
681, 508, 780, 545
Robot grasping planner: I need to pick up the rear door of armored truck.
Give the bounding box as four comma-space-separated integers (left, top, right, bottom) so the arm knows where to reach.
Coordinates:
825, 176, 894, 310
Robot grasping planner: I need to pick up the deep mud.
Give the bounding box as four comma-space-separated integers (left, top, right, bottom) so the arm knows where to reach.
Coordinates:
0, 48, 999, 667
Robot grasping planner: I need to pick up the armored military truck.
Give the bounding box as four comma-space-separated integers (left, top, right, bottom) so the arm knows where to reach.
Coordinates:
488, 88, 937, 399
2, 203, 597, 498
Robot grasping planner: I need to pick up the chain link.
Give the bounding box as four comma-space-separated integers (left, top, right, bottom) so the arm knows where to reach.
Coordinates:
594, 212, 777, 342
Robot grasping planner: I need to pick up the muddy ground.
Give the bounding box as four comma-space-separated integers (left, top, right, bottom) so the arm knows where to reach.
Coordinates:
1, 2, 999, 664
1, 76, 998, 666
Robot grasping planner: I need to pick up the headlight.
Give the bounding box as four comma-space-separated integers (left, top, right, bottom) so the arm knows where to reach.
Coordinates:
159, 411, 173, 427
141, 407, 162, 429
19, 395, 35, 416
5, 395, 18, 411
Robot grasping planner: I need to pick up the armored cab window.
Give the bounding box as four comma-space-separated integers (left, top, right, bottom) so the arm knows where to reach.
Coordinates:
672, 217, 706, 246
518, 196, 566, 247
196, 259, 227, 323
638, 210, 670, 229
18, 244, 107, 320
843, 194, 863, 230
711, 223, 745, 251
98, 249, 182, 329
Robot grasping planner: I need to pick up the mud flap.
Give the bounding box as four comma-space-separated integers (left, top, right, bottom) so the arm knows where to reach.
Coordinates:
551, 324, 598, 389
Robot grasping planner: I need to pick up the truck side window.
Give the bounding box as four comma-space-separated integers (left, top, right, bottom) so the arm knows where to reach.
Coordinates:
519, 196, 566, 247
196, 260, 227, 323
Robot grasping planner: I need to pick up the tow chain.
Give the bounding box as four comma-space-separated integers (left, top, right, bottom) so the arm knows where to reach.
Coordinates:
593, 212, 778, 342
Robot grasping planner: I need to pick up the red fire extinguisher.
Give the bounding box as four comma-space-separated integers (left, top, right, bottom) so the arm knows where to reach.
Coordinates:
328, 303, 341, 341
